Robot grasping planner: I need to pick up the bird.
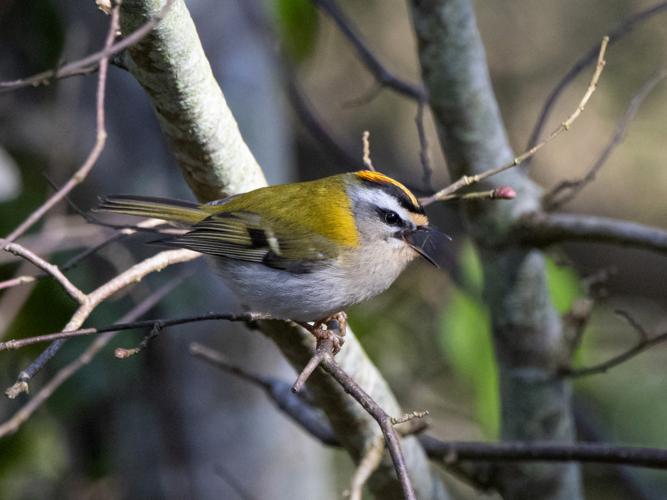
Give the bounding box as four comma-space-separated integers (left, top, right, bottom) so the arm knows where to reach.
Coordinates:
96, 170, 450, 350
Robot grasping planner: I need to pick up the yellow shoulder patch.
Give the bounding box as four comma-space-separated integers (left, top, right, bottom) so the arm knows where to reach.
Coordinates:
355, 170, 420, 208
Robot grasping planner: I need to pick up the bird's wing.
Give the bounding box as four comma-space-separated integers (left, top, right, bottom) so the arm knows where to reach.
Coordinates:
153, 211, 334, 274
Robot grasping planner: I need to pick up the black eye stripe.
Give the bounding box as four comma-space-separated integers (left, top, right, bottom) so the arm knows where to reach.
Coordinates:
377, 208, 404, 226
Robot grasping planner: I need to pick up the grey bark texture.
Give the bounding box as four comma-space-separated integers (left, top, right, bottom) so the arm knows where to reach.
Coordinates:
409, 1, 583, 499
118, 1, 448, 498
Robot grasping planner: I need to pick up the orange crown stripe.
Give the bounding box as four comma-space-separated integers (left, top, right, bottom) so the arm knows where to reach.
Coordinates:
355, 170, 420, 208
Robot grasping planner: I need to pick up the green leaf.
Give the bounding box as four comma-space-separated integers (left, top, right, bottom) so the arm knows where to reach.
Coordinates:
271, 0, 319, 62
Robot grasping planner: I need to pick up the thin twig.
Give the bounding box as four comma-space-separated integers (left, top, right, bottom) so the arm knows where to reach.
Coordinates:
193, 345, 667, 472
190, 342, 340, 446
4, 248, 199, 398
0, 0, 176, 94
318, 340, 417, 500
312, 0, 432, 185
291, 341, 330, 393
434, 186, 516, 202
526, 1, 667, 154
561, 310, 667, 378
0, 276, 182, 438
420, 36, 609, 206
286, 77, 362, 168
347, 435, 385, 500
0, 217, 169, 292
3, 5, 120, 243
361, 131, 375, 171
0, 311, 273, 352
544, 68, 667, 210
1, 240, 87, 304
312, 0, 425, 101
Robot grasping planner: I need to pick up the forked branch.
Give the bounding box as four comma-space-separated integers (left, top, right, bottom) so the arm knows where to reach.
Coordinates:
420, 36, 609, 206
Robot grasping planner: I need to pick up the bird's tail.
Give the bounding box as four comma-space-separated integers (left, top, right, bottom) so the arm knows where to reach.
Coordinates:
95, 195, 207, 224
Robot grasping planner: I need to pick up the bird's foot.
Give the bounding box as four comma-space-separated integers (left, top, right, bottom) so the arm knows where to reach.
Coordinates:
299, 311, 347, 355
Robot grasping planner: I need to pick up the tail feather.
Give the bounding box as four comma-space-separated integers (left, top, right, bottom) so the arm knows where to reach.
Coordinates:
95, 195, 207, 224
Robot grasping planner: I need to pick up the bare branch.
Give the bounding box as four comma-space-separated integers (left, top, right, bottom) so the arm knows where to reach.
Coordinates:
3, 5, 120, 243
4, 249, 199, 398
432, 186, 516, 202
526, 1, 667, 154
312, 0, 433, 185
421, 437, 667, 470
191, 344, 667, 472
561, 311, 667, 378
544, 69, 667, 210
420, 36, 609, 206
0, 311, 272, 352
316, 338, 417, 500
0, 277, 182, 438
1, 240, 87, 304
347, 436, 385, 500
517, 212, 667, 255
286, 78, 362, 168
0, 0, 176, 94
189, 342, 340, 446
312, 0, 426, 101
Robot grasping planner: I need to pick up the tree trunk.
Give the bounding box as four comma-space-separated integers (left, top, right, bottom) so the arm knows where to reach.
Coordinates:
409, 1, 583, 498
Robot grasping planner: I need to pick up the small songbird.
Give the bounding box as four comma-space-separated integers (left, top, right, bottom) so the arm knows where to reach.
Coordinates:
96, 170, 449, 347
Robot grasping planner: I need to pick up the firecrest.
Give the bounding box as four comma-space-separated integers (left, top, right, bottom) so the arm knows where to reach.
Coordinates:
97, 170, 449, 331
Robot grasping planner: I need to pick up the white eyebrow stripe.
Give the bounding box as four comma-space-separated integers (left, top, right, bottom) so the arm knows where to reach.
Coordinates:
352, 186, 412, 222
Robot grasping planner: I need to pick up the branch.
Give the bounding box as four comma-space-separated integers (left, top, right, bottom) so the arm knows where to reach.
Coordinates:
3, 4, 120, 243
298, 337, 417, 500
0, 0, 176, 94
121, 1, 445, 497
286, 77, 362, 168
348, 436, 385, 500
190, 345, 667, 472
312, 0, 433, 186
544, 68, 667, 210
517, 212, 667, 255
0, 312, 272, 351
189, 342, 340, 446
4, 248, 199, 398
312, 0, 425, 101
1, 240, 87, 304
419, 36, 609, 206
434, 186, 516, 202
421, 437, 667, 470
120, 0, 266, 202
526, 1, 667, 153
0, 276, 182, 438
561, 310, 667, 378
411, 1, 585, 498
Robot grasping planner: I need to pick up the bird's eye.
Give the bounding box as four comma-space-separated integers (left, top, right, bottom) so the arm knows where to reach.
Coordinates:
380, 209, 402, 226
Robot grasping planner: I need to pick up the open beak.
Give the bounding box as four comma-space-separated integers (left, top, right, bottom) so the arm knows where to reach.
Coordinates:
401, 226, 452, 268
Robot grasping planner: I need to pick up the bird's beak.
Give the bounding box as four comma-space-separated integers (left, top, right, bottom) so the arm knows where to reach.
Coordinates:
401, 226, 452, 268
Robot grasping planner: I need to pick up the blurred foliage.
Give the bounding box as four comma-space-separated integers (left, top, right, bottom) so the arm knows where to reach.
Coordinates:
545, 256, 582, 314
270, 0, 319, 62
440, 241, 584, 439
0, 415, 67, 499
439, 240, 499, 438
